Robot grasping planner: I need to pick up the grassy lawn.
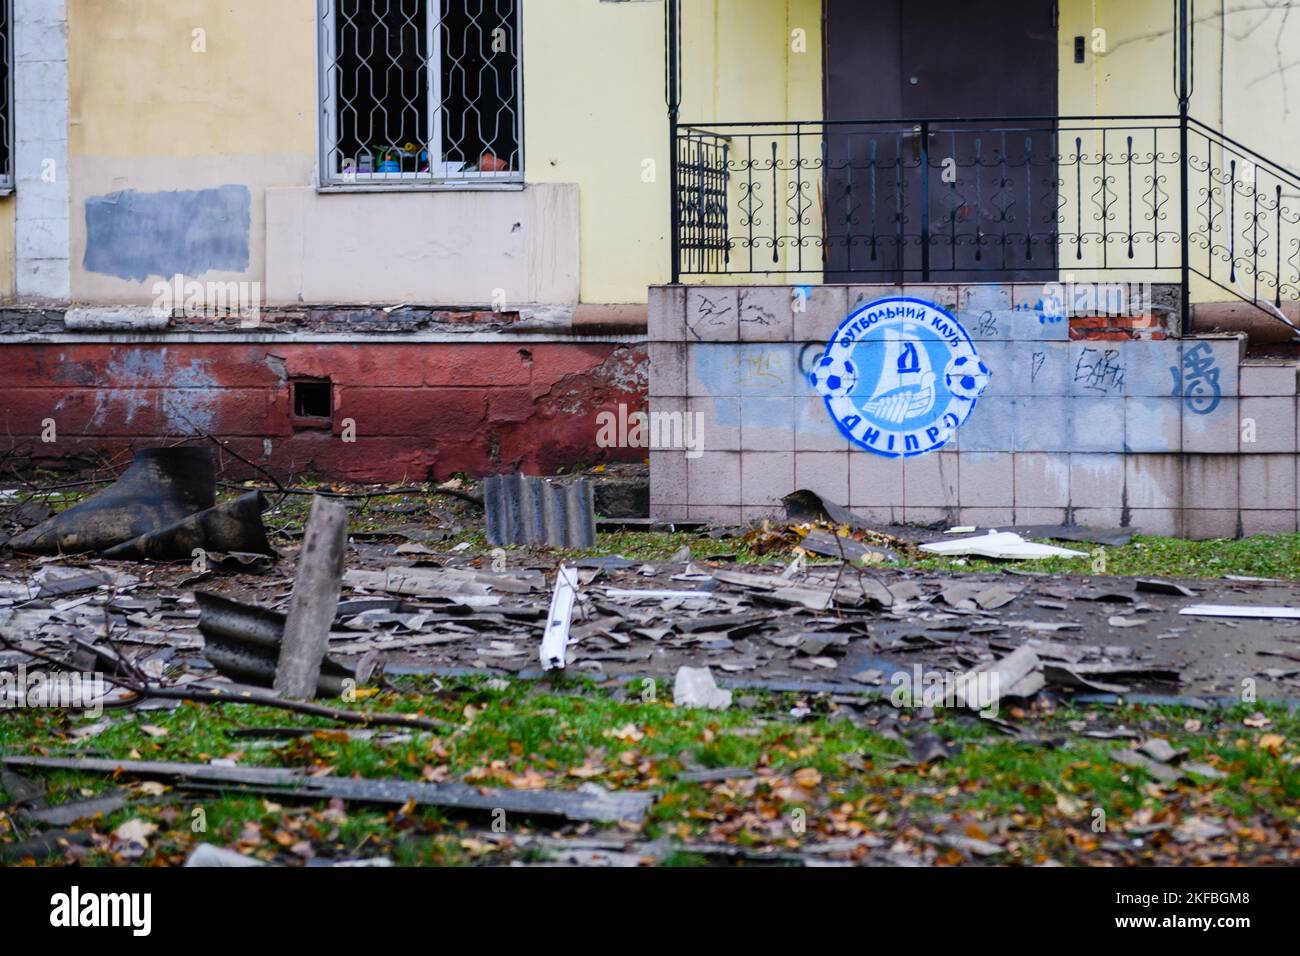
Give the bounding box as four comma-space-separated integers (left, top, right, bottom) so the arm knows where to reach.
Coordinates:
2, 677, 1297, 866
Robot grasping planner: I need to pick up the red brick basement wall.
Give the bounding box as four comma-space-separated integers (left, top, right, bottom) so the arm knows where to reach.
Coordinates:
0, 341, 648, 482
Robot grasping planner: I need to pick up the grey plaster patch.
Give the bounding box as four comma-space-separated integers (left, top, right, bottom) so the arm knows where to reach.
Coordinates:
84, 185, 252, 282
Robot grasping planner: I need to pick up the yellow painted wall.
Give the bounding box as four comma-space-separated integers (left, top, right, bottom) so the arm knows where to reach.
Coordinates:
0, 197, 14, 301
526, 0, 821, 303
66, 0, 317, 303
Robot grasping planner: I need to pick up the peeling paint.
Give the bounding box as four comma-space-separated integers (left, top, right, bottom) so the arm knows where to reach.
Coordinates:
88, 348, 220, 434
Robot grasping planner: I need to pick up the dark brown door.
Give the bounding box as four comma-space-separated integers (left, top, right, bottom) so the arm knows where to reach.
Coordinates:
824, 0, 1059, 282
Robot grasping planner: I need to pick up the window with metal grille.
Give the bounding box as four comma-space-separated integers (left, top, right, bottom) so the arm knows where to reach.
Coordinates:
0, 0, 12, 191
318, 0, 521, 187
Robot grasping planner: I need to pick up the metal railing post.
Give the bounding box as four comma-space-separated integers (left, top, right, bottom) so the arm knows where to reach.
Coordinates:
666, 0, 682, 284
1176, 0, 1193, 335
919, 121, 931, 281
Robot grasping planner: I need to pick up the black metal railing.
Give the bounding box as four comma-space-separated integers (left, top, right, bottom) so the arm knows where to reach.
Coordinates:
673, 115, 1300, 335
1187, 118, 1300, 322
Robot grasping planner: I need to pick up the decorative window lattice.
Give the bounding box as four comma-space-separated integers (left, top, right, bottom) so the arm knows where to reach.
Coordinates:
319, 0, 521, 185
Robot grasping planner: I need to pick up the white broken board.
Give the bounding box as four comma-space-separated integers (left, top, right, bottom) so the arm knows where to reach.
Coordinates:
920, 531, 1088, 560
1179, 604, 1300, 620
541, 565, 580, 671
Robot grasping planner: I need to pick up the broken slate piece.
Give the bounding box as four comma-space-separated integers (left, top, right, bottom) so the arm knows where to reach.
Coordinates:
1135, 579, 1197, 598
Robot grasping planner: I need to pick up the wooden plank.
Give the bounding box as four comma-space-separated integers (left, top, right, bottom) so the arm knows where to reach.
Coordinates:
1, 755, 653, 825
275, 496, 349, 699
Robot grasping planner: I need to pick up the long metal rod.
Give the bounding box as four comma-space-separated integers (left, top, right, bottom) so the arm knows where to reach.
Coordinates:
680, 114, 1183, 129
1178, 0, 1193, 335
666, 0, 681, 284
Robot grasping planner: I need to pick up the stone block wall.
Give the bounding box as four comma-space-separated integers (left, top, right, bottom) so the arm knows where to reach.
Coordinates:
648, 284, 1300, 538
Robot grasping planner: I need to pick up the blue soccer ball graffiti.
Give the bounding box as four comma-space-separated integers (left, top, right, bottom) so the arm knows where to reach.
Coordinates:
807, 353, 860, 399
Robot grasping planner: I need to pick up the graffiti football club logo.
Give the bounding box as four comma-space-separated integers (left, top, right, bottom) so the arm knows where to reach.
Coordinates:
809, 296, 990, 458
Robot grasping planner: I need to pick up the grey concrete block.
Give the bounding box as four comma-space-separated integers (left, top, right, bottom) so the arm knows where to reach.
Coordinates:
958, 305, 1013, 341
1241, 510, 1298, 535
848, 284, 902, 314
737, 344, 801, 398
1068, 396, 1126, 453
1072, 506, 1125, 529
795, 451, 850, 505
903, 453, 960, 507
959, 284, 1012, 312
1183, 509, 1239, 540
1182, 398, 1239, 453
904, 284, 960, 310
1014, 506, 1069, 525
795, 395, 851, 451
688, 505, 743, 524
1123, 340, 1184, 396
958, 452, 1014, 507
1171, 337, 1242, 398
972, 342, 1011, 398
902, 505, 955, 525
1011, 283, 1060, 310
686, 288, 738, 342
740, 451, 796, 510
689, 396, 741, 451
1013, 452, 1071, 508
959, 507, 1015, 528
648, 342, 687, 397
687, 451, 741, 506
959, 396, 1017, 451
1127, 509, 1183, 537
1240, 397, 1297, 453
650, 503, 690, 523
796, 285, 850, 342
1069, 454, 1126, 508
648, 285, 686, 342
1182, 455, 1240, 510
1239, 362, 1298, 396
1018, 343, 1071, 395
849, 505, 901, 527
1125, 454, 1182, 510
649, 450, 687, 507
687, 344, 739, 397
1124, 397, 1181, 452
1069, 343, 1128, 397
1016, 394, 1073, 452
740, 396, 795, 451
849, 453, 906, 507
1238, 455, 1297, 511
738, 287, 795, 343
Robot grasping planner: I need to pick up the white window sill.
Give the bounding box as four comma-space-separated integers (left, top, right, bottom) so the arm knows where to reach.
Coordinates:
317, 178, 526, 194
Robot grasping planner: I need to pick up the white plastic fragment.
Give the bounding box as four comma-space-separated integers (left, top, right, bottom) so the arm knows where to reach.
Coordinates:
184, 844, 268, 867
1179, 604, 1300, 620
673, 666, 732, 710
540, 565, 580, 671
920, 531, 1088, 560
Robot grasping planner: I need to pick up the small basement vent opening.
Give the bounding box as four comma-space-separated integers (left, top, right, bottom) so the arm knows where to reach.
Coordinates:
293, 380, 333, 420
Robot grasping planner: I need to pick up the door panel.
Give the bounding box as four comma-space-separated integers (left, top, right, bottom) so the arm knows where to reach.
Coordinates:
824, 0, 1059, 283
